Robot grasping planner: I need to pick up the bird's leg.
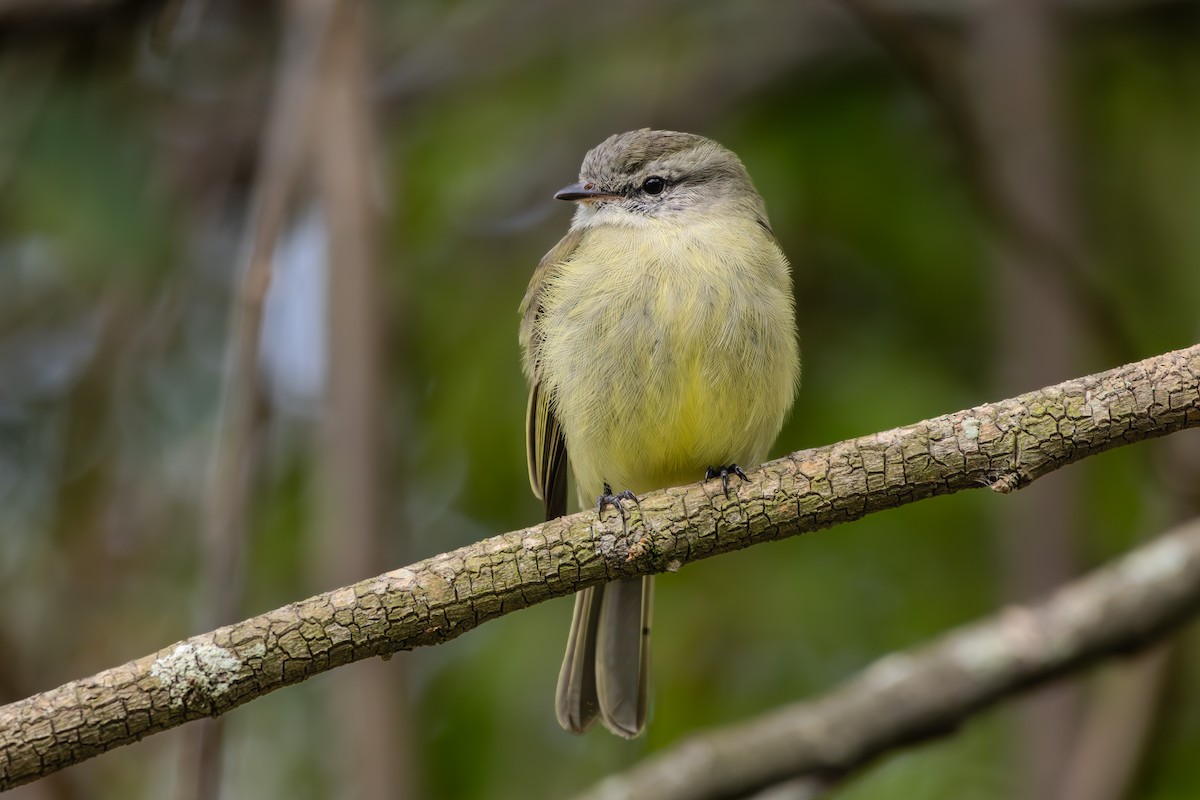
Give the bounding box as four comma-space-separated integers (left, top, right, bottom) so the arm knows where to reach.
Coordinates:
597, 482, 638, 518
705, 464, 750, 497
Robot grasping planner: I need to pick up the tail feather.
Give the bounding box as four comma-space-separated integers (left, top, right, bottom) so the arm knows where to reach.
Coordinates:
555, 586, 601, 732
556, 577, 652, 738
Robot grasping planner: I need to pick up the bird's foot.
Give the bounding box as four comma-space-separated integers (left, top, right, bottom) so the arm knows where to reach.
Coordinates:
705, 464, 749, 497
597, 483, 638, 519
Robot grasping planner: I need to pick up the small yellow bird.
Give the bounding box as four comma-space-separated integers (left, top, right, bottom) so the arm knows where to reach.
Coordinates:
520, 129, 799, 738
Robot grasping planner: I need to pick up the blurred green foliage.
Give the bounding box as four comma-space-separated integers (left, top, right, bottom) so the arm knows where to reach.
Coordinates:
0, 2, 1198, 799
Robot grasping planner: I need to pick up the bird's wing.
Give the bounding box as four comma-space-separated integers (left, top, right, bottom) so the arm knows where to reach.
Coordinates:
520, 229, 582, 521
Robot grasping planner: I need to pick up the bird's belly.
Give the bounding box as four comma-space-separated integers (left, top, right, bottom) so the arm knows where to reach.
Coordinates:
601, 353, 758, 494
547, 275, 791, 500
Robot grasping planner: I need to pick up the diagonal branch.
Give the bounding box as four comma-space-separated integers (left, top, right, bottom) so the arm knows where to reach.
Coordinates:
1, 344, 1198, 790
573, 514, 1200, 800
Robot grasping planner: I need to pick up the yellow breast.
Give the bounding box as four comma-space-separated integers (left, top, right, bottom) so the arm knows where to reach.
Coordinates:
534, 217, 799, 500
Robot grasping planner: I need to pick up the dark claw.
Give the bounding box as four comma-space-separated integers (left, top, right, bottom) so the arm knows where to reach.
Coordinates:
705, 464, 750, 497
597, 483, 639, 518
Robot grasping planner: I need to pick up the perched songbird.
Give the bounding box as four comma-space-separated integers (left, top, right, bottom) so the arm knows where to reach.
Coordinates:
520, 129, 800, 738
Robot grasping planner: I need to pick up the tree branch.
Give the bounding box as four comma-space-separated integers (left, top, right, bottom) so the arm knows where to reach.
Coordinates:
574, 514, 1200, 800
1, 344, 1197, 790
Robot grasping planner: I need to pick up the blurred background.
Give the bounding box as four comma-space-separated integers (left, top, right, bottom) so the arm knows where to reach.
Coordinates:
2, 0, 1199, 798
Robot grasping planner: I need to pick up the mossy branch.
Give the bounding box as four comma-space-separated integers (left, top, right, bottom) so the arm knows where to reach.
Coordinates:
2, 344, 1198, 790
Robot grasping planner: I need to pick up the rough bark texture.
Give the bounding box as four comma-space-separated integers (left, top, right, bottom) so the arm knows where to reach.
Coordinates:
1, 344, 1198, 790
575, 515, 1200, 800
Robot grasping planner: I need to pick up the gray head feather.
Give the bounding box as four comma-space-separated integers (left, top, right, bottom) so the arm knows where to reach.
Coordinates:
574, 129, 769, 224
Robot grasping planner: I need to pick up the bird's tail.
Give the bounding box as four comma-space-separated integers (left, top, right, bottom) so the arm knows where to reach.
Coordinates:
555, 576, 652, 738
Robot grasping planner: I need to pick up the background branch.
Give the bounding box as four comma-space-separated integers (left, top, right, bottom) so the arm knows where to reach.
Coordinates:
575, 515, 1200, 800
969, 2, 1088, 795
183, 3, 330, 797
310, 0, 419, 797
837, 0, 1138, 360
0, 344, 1196, 791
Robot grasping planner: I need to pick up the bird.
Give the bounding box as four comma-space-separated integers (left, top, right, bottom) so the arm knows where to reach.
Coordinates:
519, 129, 800, 738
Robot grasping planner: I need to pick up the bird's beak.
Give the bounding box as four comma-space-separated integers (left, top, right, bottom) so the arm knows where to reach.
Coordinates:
554, 181, 618, 202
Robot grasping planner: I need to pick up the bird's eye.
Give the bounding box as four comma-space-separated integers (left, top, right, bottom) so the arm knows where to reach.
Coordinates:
641, 176, 667, 195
